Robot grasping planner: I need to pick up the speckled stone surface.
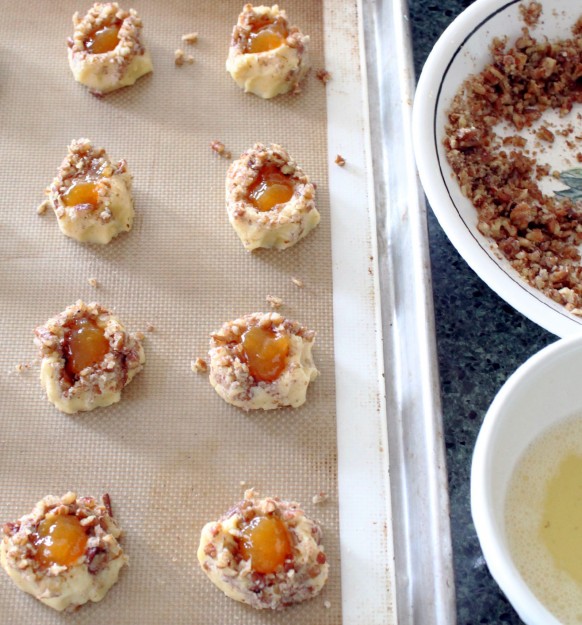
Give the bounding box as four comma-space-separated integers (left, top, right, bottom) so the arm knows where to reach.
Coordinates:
409, 1, 557, 623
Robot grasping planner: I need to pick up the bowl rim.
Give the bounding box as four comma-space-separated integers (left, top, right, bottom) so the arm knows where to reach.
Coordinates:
470, 333, 582, 625
412, 0, 582, 338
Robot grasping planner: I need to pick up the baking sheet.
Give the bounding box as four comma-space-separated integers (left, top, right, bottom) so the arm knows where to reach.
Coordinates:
0, 2, 340, 624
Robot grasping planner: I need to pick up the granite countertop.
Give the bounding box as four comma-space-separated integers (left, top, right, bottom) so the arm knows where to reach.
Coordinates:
408, 0, 558, 623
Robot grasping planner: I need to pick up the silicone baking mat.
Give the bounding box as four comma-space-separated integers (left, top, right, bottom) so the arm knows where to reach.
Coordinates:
0, 1, 340, 623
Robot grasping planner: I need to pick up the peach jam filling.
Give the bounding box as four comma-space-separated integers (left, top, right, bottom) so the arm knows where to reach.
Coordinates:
242, 325, 290, 383
246, 19, 288, 54
62, 181, 100, 208
86, 24, 121, 54
33, 515, 88, 568
240, 516, 292, 574
248, 164, 294, 212
64, 317, 110, 380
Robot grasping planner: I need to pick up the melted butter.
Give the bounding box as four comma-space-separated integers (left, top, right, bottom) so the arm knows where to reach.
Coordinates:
540, 453, 582, 587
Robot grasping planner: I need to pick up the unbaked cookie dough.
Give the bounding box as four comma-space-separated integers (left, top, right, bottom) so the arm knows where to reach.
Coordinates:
46, 138, 134, 244
198, 489, 328, 609
226, 143, 319, 251
226, 4, 309, 98
208, 312, 318, 411
34, 300, 145, 414
1, 492, 127, 612
68, 2, 153, 95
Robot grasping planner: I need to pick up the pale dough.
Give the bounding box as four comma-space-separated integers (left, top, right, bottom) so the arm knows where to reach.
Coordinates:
208, 312, 318, 411
226, 4, 309, 99
226, 143, 320, 251
1, 492, 127, 612
34, 300, 145, 414
68, 2, 153, 95
198, 489, 329, 609
47, 138, 134, 244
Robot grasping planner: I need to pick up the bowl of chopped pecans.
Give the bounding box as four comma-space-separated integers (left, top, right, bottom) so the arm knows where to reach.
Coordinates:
413, 0, 582, 338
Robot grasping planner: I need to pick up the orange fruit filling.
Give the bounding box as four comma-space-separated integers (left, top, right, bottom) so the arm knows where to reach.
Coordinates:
246, 19, 288, 54
239, 516, 292, 574
64, 317, 110, 380
33, 515, 88, 568
86, 24, 121, 54
62, 181, 100, 208
248, 164, 294, 212
242, 326, 290, 383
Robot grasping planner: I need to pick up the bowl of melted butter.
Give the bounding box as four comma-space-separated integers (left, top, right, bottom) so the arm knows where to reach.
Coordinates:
472, 335, 582, 625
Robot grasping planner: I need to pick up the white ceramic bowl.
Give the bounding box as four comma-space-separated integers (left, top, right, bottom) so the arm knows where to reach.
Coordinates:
471, 334, 582, 625
412, 0, 582, 338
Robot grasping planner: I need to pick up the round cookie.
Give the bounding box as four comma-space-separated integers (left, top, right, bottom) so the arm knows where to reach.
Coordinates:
47, 139, 134, 244
198, 489, 328, 609
226, 143, 319, 251
1, 492, 127, 612
208, 312, 318, 411
34, 300, 145, 414
226, 4, 309, 98
67, 2, 153, 95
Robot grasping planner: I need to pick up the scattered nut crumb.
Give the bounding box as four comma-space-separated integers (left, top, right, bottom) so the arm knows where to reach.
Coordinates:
146, 323, 155, 333
239, 480, 247, 487
181, 32, 198, 45
291, 277, 304, 288
519, 1, 542, 27
536, 125, 555, 143
14, 363, 30, 373
174, 49, 194, 66
87, 277, 99, 288
191, 357, 208, 373
316, 68, 331, 84
134, 331, 145, 341
335, 154, 346, 166
312, 492, 328, 505
266, 295, 283, 309
36, 199, 50, 215
324, 600, 332, 609
210, 140, 232, 159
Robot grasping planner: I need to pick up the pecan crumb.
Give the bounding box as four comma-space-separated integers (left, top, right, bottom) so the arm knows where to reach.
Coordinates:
181, 32, 198, 45
519, 1, 542, 27
191, 357, 208, 373
266, 295, 283, 309
240, 480, 247, 487
536, 125, 555, 143
210, 140, 232, 159
36, 199, 50, 215
335, 154, 346, 166
174, 49, 194, 66
134, 331, 145, 341
146, 323, 155, 333
316, 68, 331, 84
311, 492, 328, 505
87, 277, 99, 288
324, 600, 332, 609
102, 493, 113, 517
14, 363, 30, 373
291, 277, 304, 288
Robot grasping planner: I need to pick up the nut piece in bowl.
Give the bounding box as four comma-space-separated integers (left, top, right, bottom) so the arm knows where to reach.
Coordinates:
472, 333, 582, 625
226, 143, 319, 251
0, 492, 127, 611
68, 2, 153, 95
413, 0, 582, 338
197, 489, 328, 609
208, 312, 318, 411
46, 139, 134, 245
226, 4, 310, 98
34, 300, 145, 414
